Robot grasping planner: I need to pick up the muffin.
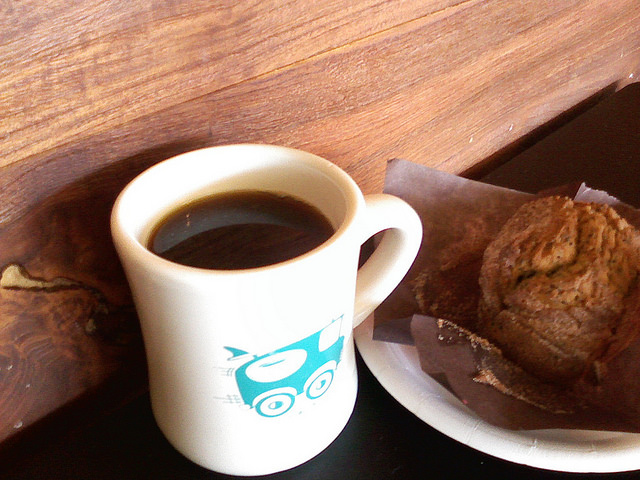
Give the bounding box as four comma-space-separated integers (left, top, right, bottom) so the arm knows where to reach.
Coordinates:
477, 196, 640, 383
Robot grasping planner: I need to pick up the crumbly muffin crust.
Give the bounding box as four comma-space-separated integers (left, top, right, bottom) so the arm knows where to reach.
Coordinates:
478, 196, 640, 382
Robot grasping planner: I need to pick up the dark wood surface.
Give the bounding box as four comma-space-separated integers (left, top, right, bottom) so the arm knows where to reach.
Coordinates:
1, 82, 639, 480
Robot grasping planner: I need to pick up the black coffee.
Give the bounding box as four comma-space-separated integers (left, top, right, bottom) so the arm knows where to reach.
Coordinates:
148, 190, 335, 270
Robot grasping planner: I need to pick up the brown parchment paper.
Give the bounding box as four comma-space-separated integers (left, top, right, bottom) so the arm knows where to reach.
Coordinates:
374, 158, 640, 432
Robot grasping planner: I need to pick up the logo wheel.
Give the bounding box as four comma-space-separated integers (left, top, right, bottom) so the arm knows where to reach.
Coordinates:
255, 392, 295, 417
305, 368, 334, 399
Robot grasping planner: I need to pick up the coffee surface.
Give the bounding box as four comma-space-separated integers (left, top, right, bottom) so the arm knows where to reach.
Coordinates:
148, 190, 335, 269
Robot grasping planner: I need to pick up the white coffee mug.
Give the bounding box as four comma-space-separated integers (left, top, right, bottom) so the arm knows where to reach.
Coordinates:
111, 144, 422, 475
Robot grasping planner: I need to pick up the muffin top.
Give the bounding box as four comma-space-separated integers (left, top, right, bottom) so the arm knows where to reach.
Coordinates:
478, 195, 640, 382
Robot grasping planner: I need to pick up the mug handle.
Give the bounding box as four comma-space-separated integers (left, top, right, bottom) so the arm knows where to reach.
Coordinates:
353, 194, 423, 327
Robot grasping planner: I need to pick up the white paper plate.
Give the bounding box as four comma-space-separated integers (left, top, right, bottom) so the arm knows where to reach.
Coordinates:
354, 315, 640, 473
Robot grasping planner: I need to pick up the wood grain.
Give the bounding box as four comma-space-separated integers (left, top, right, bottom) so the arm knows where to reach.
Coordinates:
0, 175, 142, 444
0, 0, 639, 448
0, 0, 465, 168
2, 0, 639, 225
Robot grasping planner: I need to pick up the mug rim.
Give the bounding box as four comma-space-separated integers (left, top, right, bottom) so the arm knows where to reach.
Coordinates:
111, 143, 364, 277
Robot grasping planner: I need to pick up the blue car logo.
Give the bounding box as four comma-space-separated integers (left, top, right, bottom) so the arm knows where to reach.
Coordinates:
225, 315, 345, 417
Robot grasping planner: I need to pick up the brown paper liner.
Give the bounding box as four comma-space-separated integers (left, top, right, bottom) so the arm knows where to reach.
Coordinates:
375, 159, 640, 432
